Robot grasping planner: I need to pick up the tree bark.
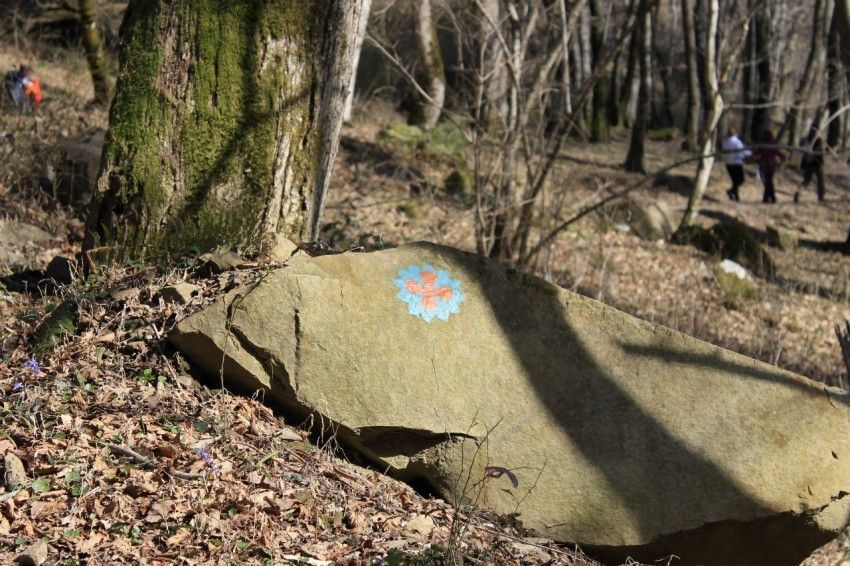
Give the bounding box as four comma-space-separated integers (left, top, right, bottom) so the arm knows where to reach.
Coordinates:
343, 0, 372, 123
85, 0, 366, 261
607, 42, 622, 127
481, 0, 509, 124
833, 0, 850, 249
679, 0, 722, 230
78, 0, 111, 105
619, 18, 640, 128
741, 13, 756, 140
411, 0, 445, 130
750, 3, 772, 141
681, 0, 700, 150
828, 6, 843, 147
783, 0, 828, 146
693, 0, 711, 126
589, 0, 610, 142
580, 4, 594, 126
624, 0, 652, 172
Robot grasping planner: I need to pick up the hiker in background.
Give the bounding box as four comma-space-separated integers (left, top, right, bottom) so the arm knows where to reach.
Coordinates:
796, 126, 826, 203
721, 128, 751, 201
753, 129, 784, 203
3, 65, 43, 112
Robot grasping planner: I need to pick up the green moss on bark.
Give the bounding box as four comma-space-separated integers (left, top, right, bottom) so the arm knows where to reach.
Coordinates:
88, 0, 334, 262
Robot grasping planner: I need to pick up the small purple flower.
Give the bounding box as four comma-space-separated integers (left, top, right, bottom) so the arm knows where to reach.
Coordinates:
12, 381, 24, 391
197, 446, 220, 474
25, 358, 40, 375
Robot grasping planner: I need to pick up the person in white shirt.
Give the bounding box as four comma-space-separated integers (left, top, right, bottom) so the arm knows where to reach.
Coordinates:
721, 127, 751, 201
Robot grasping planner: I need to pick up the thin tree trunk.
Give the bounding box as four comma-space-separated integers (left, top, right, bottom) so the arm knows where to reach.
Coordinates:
750, 4, 772, 141
78, 0, 111, 105
85, 0, 366, 261
679, 0, 722, 230
570, 26, 587, 131
828, 8, 843, 147
589, 0, 610, 142
619, 18, 640, 128
481, 0, 509, 124
343, 0, 372, 123
833, 0, 850, 248
655, 44, 675, 128
741, 14, 756, 140
693, 0, 711, 126
624, 0, 652, 172
558, 0, 574, 115
783, 0, 827, 145
681, 0, 700, 150
411, 0, 446, 130
607, 41, 622, 127
489, 0, 522, 259
580, 5, 594, 126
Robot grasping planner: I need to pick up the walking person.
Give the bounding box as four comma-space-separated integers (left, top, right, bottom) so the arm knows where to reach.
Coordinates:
753, 130, 784, 203
721, 128, 750, 201
796, 126, 826, 203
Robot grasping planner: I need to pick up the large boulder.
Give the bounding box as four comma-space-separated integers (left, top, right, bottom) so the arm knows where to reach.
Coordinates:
170, 242, 850, 565
47, 129, 104, 206
624, 199, 676, 241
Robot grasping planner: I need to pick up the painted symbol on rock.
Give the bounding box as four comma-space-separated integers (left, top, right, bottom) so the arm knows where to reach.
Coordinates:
394, 265, 464, 322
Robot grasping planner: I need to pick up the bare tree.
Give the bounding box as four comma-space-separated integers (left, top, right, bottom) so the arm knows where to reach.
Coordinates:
679, 0, 763, 230
783, 0, 829, 145
827, 7, 844, 148
78, 0, 110, 105
833, 0, 850, 251
624, 0, 652, 172
749, 3, 773, 141
681, 0, 700, 150
618, 13, 640, 127
411, 0, 446, 130
343, 0, 373, 123
589, 0, 610, 142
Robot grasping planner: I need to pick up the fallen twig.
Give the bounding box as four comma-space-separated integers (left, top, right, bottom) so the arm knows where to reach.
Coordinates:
108, 443, 155, 467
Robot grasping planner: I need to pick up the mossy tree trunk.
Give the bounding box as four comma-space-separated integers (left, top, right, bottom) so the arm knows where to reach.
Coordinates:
78, 0, 111, 105
85, 0, 366, 261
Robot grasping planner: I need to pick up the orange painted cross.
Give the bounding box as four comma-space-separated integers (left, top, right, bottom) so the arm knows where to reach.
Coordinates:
404, 270, 453, 311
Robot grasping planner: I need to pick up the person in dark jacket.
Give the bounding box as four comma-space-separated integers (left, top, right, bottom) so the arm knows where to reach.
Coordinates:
752, 130, 784, 203
796, 126, 826, 203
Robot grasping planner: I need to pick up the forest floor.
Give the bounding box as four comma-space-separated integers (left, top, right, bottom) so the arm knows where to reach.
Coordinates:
2, 43, 850, 564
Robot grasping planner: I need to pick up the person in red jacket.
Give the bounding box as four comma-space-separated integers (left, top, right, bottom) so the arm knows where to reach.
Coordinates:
4, 65, 42, 111
752, 130, 785, 203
